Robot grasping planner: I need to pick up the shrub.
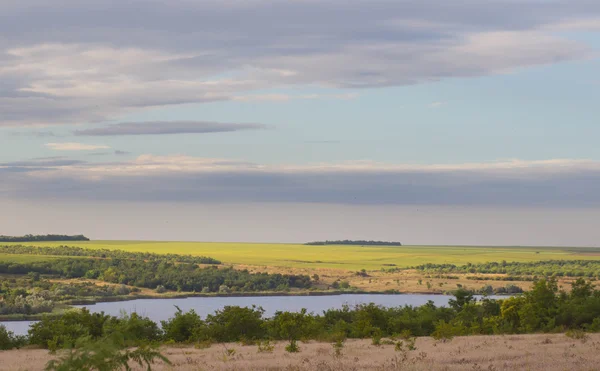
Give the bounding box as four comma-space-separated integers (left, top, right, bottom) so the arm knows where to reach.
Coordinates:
44, 334, 170, 371
432, 320, 460, 342
103, 313, 162, 345
29, 309, 111, 349
332, 338, 344, 357
565, 329, 589, 343
285, 339, 300, 353
257, 339, 275, 353
161, 308, 205, 343
0, 325, 26, 350
194, 339, 213, 349
205, 306, 266, 342
394, 340, 404, 352
372, 334, 382, 346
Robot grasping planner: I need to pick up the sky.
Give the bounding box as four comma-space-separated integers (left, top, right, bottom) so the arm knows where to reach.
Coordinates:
1, 0, 600, 245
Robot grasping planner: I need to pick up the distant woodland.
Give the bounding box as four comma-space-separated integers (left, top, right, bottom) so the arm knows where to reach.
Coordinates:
0, 235, 90, 242
305, 240, 402, 246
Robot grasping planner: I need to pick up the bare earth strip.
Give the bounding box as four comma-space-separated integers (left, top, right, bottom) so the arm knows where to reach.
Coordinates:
1, 333, 599, 371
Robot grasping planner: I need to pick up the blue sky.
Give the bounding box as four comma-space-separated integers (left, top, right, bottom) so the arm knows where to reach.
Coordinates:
1, 1, 600, 243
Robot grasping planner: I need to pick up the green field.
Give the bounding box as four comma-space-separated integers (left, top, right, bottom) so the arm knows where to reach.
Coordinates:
3, 241, 600, 271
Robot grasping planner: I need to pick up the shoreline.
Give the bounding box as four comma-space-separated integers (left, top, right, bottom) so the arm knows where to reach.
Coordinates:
0, 289, 511, 322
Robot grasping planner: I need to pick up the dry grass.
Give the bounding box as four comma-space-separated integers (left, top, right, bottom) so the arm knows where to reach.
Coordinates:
2, 333, 600, 370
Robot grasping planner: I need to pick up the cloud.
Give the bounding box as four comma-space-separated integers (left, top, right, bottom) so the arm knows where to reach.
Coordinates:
114, 150, 130, 156
0, 1, 598, 126
45, 142, 110, 151
74, 121, 269, 136
428, 101, 445, 108
0, 157, 85, 168
232, 93, 359, 102
2, 155, 600, 207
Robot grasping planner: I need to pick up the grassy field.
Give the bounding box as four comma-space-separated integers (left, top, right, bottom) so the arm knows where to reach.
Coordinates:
3, 241, 600, 271
1, 333, 599, 371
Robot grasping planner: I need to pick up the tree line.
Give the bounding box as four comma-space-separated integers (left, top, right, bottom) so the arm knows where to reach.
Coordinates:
306, 240, 402, 246
415, 260, 600, 278
2, 277, 600, 353
0, 235, 90, 242
0, 259, 312, 294
0, 244, 221, 265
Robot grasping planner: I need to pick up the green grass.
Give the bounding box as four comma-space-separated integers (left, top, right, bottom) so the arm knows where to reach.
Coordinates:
2, 241, 600, 271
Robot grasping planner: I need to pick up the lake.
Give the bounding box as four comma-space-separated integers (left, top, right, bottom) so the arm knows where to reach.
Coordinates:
1, 294, 502, 335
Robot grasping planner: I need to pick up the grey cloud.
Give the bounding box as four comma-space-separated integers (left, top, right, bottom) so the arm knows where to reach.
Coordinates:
0, 1, 598, 125
0, 158, 86, 167
74, 121, 269, 136
114, 150, 131, 156
3, 160, 600, 207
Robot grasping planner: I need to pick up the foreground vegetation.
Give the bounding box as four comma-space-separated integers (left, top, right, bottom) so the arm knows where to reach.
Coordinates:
2, 278, 600, 370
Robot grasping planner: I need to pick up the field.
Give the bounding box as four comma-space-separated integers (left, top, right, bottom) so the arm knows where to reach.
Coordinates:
1, 333, 599, 370
3, 241, 600, 271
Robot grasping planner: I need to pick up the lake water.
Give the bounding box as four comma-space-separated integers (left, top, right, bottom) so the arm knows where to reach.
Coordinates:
1, 294, 502, 336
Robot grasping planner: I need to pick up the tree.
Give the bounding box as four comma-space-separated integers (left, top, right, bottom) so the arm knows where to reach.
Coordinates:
448, 288, 474, 312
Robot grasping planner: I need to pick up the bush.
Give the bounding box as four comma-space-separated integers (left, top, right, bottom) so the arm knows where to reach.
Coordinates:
0, 325, 26, 350
332, 338, 344, 357
372, 333, 382, 346
103, 313, 162, 345
257, 339, 274, 353
44, 333, 170, 371
285, 339, 300, 353
161, 308, 205, 343
206, 306, 266, 342
431, 320, 462, 342
155, 285, 167, 294
29, 309, 111, 349
565, 329, 589, 342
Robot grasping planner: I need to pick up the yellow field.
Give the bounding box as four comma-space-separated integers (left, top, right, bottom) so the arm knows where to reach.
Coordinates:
4, 241, 600, 271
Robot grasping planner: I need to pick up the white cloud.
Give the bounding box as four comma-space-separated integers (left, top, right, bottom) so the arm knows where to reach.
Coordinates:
45, 142, 110, 151
428, 101, 445, 108
14, 154, 600, 177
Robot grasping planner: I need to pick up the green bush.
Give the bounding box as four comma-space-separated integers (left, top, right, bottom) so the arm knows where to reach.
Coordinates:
285, 339, 300, 353
160, 308, 205, 343
29, 309, 111, 349
44, 333, 170, 371
205, 306, 266, 342
0, 324, 27, 350
103, 312, 162, 345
